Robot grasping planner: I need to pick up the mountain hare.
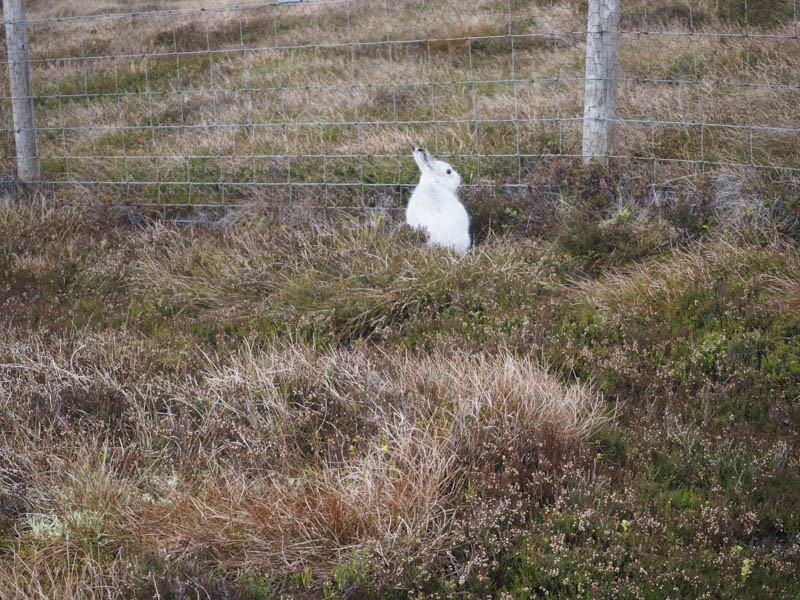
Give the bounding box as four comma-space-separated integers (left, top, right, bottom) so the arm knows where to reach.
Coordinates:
405, 147, 471, 253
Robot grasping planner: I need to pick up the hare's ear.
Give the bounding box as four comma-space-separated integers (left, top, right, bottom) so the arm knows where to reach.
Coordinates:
412, 147, 434, 174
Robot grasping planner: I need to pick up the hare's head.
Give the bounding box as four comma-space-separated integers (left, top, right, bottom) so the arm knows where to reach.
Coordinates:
412, 147, 461, 192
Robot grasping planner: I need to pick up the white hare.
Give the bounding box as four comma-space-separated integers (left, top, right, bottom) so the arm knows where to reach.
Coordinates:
405, 147, 471, 253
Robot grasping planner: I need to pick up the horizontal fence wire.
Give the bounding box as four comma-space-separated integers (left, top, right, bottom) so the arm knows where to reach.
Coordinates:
1, 0, 798, 214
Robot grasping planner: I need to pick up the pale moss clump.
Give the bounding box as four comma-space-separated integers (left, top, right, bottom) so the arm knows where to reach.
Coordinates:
25, 510, 105, 542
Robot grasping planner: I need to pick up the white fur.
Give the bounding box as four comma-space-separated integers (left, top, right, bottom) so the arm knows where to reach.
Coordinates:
405, 147, 471, 253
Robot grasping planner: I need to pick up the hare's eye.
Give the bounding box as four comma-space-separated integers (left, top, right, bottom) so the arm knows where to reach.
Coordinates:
446, 169, 452, 175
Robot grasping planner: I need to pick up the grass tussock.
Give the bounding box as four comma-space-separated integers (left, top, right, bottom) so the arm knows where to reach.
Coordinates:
0, 327, 606, 596
575, 237, 800, 319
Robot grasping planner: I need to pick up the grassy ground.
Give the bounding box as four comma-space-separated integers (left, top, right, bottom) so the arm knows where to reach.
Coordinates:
1, 0, 800, 598
1, 175, 799, 598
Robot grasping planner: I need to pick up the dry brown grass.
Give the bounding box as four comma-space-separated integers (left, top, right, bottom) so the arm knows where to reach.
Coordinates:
0, 327, 607, 594
573, 236, 800, 320
1, 193, 798, 596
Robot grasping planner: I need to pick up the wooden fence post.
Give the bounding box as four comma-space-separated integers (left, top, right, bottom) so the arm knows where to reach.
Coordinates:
3, 0, 40, 183
582, 0, 620, 165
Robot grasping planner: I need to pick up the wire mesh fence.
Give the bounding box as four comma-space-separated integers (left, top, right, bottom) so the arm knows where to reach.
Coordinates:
1, 0, 799, 220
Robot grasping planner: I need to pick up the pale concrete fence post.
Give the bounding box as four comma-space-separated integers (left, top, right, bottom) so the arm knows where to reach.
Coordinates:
582, 0, 620, 165
3, 0, 40, 183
